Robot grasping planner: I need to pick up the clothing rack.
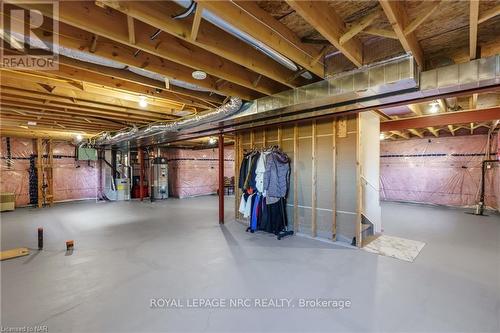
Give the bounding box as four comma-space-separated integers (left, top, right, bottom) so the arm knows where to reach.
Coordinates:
238, 145, 293, 240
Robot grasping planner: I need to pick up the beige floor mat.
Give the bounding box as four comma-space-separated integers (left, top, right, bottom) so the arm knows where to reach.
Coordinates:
363, 235, 425, 262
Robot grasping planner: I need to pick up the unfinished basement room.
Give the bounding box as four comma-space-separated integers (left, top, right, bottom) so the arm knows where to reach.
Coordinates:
0, 1, 499, 332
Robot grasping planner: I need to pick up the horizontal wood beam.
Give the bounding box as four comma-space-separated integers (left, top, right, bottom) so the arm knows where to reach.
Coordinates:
0, 97, 166, 123
478, 4, 500, 24
199, 0, 324, 77
340, 11, 380, 45
0, 77, 181, 118
17, 3, 262, 100
109, 1, 308, 88
381, 106, 500, 131
470, 0, 480, 60
0, 103, 148, 126
286, 0, 363, 67
362, 28, 398, 39
56, 57, 223, 107
403, 1, 441, 36
379, 0, 425, 68
1, 70, 191, 114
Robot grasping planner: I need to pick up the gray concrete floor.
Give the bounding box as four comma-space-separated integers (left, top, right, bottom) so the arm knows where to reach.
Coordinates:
1, 197, 499, 332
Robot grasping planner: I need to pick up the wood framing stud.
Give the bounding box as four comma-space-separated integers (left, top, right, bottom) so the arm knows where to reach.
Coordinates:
287, 0, 363, 67
470, 93, 478, 109
470, 0, 480, 60
478, 4, 500, 24
293, 124, 298, 233
408, 128, 423, 138
127, 16, 135, 45
427, 127, 439, 137
379, 0, 425, 68
340, 10, 380, 45
448, 125, 456, 136
191, 3, 203, 41
438, 99, 448, 112
408, 104, 423, 116
403, 1, 441, 36
90, 34, 98, 53
311, 121, 317, 238
390, 130, 409, 139
363, 28, 398, 39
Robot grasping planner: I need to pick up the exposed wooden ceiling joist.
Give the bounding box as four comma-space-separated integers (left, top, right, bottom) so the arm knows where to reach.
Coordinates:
55, 56, 224, 107
379, 0, 425, 68
105, 1, 310, 88
362, 28, 398, 39
29, 18, 259, 101
286, 0, 363, 67
18, 2, 272, 98
0, 71, 187, 116
478, 4, 500, 24
403, 1, 441, 36
198, 0, 325, 77
340, 10, 380, 46
470, 0, 480, 60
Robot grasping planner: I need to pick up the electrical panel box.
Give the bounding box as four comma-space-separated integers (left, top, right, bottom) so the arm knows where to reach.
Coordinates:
77, 147, 98, 161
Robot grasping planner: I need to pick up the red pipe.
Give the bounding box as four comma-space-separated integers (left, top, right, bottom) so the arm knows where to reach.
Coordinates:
218, 134, 224, 224
139, 149, 144, 201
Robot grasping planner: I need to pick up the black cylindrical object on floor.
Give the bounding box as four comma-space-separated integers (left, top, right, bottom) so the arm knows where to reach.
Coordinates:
38, 227, 43, 250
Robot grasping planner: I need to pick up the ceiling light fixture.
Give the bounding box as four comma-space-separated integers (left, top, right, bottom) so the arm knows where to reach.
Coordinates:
429, 101, 440, 113
208, 137, 217, 145
192, 70, 207, 80
139, 96, 148, 108
27, 121, 37, 126
76, 134, 83, 141
379, 133, 385, 140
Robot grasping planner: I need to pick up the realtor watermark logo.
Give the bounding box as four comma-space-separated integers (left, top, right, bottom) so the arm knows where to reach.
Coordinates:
150, 297, 352, 310
1, 1, 59, 69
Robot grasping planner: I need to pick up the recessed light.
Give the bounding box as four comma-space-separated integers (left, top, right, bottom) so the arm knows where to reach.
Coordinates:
27, 121, 37, 126
379, 133, 385, 140
192, 70, 207, 80
139, 96, 148, 108
76, 134, 83, 141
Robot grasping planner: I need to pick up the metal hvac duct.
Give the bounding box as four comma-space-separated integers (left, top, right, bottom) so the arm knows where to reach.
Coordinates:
94, 97, 243, 146
173, 0, 316, 79
228, 54, 499, 123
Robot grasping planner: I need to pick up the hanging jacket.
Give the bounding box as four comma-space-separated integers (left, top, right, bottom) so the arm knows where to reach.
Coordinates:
243, 151, 260, 190
263, 150, 290, 204
255, 151, 269, 194
238, 154, 250, 190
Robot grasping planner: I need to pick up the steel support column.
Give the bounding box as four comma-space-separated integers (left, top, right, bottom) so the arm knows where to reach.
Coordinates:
218, 133, 224, 224
139, 149, 144, 201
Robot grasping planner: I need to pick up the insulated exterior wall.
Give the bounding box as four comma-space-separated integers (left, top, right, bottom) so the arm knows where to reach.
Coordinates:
0, 137, 97, 206
380, 134, 499, 210
164, 147, 234, 198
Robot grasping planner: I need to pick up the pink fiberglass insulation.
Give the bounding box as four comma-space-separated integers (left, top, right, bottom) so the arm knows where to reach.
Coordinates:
0, 137, 97, 207
164, 147, 234, 198
380, 134, 499, 210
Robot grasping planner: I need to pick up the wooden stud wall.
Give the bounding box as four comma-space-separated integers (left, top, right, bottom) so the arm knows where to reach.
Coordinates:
234, 114, 361, 245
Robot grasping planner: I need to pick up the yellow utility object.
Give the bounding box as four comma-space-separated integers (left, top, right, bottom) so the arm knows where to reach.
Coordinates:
0, 248, 29, 261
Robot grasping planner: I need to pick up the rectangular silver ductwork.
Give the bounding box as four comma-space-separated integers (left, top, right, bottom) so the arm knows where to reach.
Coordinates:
239, 55, 418, 117
108, 54, 499, 147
